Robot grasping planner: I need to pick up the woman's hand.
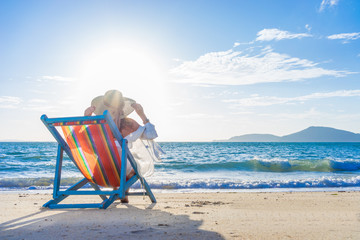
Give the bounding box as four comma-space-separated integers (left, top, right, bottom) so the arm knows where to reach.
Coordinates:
84, 106, 96, 116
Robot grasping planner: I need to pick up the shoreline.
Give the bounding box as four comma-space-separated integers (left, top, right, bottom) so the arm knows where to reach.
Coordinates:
1, 186, 360, 194
1, 191, 359, 239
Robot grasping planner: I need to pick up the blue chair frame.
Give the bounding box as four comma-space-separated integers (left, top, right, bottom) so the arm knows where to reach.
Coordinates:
40, 110, 156, 209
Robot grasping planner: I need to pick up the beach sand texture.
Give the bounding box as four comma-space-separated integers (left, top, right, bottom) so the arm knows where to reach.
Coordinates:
1, 191, 359, 239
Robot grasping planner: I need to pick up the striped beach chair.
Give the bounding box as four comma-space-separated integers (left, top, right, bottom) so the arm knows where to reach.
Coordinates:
41, 110, 156, 209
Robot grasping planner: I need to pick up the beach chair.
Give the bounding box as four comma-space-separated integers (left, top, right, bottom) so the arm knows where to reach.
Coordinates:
40, 110, 156, 209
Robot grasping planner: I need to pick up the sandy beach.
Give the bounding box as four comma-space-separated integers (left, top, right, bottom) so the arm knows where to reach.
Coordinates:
0, 191, 359, 239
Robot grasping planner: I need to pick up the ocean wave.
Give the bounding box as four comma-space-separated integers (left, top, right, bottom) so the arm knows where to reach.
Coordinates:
1, 142, 360, 191
6, 151, 27, 155
148, 176, 360, 189
1, 176, 359, 190
0, 177, 82, 188
157, 159, 360, 172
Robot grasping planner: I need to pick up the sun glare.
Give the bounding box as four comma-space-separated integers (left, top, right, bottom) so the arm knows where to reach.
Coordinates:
79, 43, 163, 90
74, 41, 168, 125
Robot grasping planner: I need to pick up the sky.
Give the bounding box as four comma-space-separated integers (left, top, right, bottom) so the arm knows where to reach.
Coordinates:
0, 0, 359, 142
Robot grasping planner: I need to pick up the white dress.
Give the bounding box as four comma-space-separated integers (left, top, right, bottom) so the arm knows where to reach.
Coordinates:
115, 122, 164, 177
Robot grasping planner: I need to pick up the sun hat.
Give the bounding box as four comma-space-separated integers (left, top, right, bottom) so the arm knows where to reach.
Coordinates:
91, 90, 136, 118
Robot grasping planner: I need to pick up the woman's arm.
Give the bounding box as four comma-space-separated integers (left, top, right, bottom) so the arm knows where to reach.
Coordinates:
131, 103, 149, 124
131, 103, 158, 140
84, 106, 96, 116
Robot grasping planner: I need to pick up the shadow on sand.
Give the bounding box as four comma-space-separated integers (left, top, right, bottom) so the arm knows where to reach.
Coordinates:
0, 202, 224, 240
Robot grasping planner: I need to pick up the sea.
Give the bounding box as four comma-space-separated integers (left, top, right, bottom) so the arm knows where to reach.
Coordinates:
1, 142, 360, 193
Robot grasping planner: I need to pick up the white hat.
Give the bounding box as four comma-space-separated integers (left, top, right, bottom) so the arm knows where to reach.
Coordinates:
91, 90, 135, 118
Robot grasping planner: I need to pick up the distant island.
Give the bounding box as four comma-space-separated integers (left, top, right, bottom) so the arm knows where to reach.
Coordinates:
216, 126, 360, 142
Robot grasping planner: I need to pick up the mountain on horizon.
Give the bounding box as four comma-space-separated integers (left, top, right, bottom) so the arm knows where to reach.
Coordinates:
227, 134, 281, 142
217, 126, 360, 142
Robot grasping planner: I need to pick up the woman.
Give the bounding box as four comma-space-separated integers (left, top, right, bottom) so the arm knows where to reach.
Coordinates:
84, 90, 163, 203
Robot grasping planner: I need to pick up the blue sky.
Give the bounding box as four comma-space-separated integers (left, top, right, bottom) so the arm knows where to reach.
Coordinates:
0, 0, 359, 141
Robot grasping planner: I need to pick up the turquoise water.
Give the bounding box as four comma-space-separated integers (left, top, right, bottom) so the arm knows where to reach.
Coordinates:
1, 142, 360, 191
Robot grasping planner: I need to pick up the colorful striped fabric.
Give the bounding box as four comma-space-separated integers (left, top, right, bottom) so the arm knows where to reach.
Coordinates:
61, 124, 123, 188
53, 119, 106, 126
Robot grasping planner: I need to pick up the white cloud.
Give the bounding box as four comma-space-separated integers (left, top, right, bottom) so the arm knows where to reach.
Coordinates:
28, 89, 56, 95
223, 90, 360, 107
256, 28, 312, 41
233, 41, 255, 47
23, 105, 59, 112
170, 46, 352, 86
305, 24, 312, 31
190, 83, 218, 88
327, 32, 360, 42
300, 90, 360, 99
201, 90, 240, 100
0, 96, 22, 109
259, 108, 322, 119
224, 96, 289, 107
230, 111, 254, 115
176, 113, 224, 120
39, 76, 74, 82
233, 42, 241, 47
319, 0, 339, 12
0, 96, 22, 104
28, 99, 47, 103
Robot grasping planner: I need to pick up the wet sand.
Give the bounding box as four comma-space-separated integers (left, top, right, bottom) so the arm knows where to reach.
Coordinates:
1, 191, 359, 239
